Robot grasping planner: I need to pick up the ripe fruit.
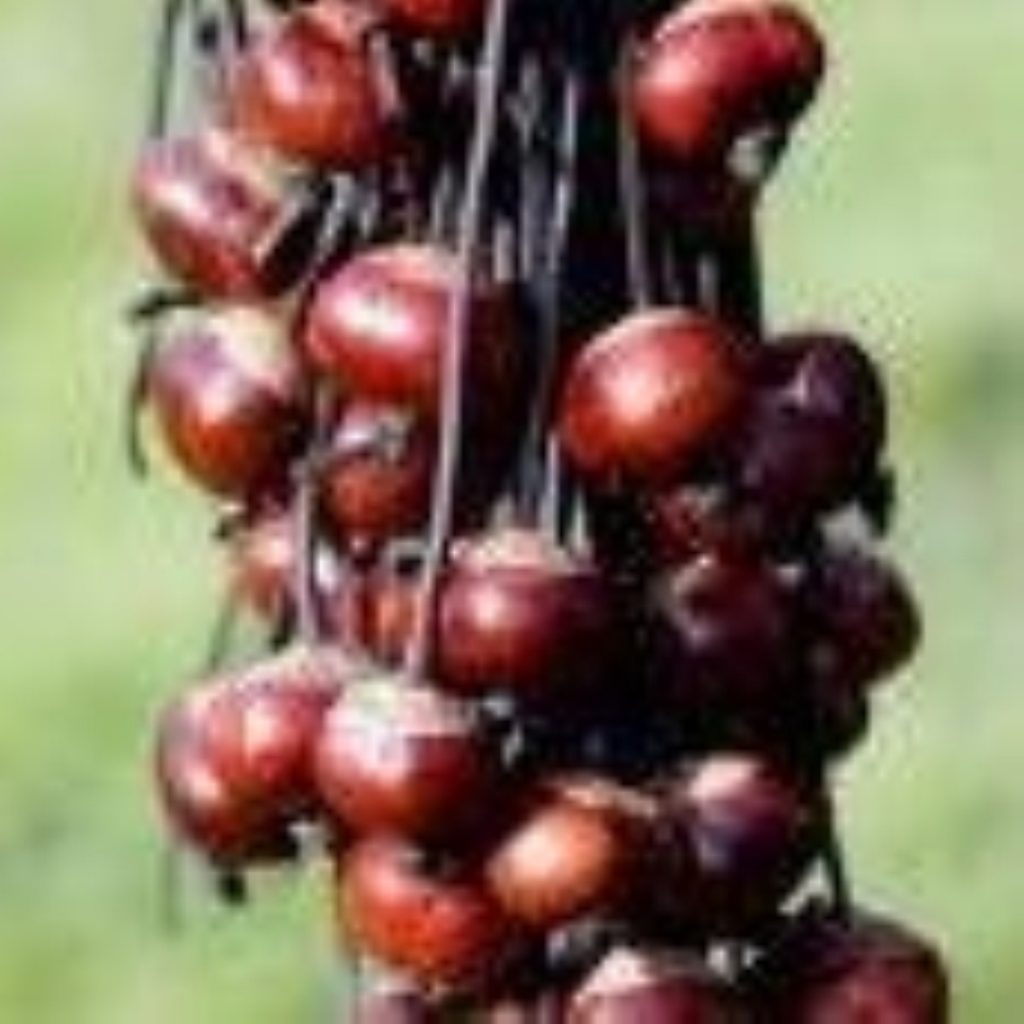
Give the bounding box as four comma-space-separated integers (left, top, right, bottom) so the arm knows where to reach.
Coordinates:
650, 754, 814, 934
559, 309, 746, 486
133, 129, 295, 298
226, 506, 343, 623
805, 542, 921, 691
146, 307, 306, 498
439, 529, 612, 703
754, 906, 950, 1023
304, 243, 519, 413
569, 946, 737, 1023
154, 646, 347, 866
633, 0, 825, 171
322, 402, 436, 551
230, 2, 391, 168
486, 788, 632, 929
381, 0, 485, 40
654, 551, 795, 713
735, 332, 888, 525
339, 835, 518, 991
314, 674, 496, 839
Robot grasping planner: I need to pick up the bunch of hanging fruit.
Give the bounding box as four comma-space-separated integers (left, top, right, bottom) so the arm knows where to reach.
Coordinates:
129, 0, 950, 1017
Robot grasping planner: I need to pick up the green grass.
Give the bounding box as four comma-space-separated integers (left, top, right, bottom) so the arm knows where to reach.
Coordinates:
0, 0, 1021, 1018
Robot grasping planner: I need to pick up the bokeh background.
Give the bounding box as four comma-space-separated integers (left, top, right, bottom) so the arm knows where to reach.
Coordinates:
0, 0, 1021, 1019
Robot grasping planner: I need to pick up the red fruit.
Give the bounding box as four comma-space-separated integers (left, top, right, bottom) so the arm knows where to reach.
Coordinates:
646, 484, 758, 564
806, 543, 920, 691
339, 835, 518, 992
154, 646, 348, 866
655, 551, 795, 712
230, 2, 391, 168
650, 754, 815, 934
439, 529, 612, 703
486, 789, 632, 930
148, 307, 306, 498
322, 402, 436, 551
314, 675, 495, 839
226, 506, 343, 621
133, 129, 293, 298
559, 309, 746, 486
737, 332, 888, 523
633, 0, 825, 170
304, 243, 519, 413
755, 906, 950, 1023
381, 0, 485, 40
569, 946, 738, 1023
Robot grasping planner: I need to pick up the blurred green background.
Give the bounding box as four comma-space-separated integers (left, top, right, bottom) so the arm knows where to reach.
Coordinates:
0, 0, 1021, 1019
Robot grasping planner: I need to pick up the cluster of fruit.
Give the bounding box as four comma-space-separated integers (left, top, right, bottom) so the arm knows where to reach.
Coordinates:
129, 0, 950, 1018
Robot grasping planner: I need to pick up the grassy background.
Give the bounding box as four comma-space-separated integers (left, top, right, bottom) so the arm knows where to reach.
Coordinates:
0, 0, 1021, 1019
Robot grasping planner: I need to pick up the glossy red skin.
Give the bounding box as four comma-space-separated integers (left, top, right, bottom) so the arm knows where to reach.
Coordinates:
650, 755, 814, 935
439, 530, 612, 703
806, 543, 920, 691
154, 647, 345, 866
570, 947, 737, 1023
148, 310, 306, 498
133, 130, 288, 298
231, 3, 390, 168
559, 309, 746, 486
486, 793, 630, 930
382, 0, 485, 39
322, 402, 436, 550
756, 909, 949, 1023
339, 836, 518, 991
633, 0, 825, 167
304, 243, 519, 413
314, 677, 495, 839
226, 506, 346, 623
655, 552, 795, 711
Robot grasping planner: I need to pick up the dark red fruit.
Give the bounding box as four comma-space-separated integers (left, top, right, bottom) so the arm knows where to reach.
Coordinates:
314, 674, 495, 839
154, 646, 347, 866
381, 0, 485, 40
322, 402, 436, 551
754, 906, 950, 1023
646, 484, 758, 564
226, 506, 342, 622
486, 787, 632, 930
230, 2, 391, 168
339, 835, 518, 992
650, 754, 815, 934
569, 946, 738, 1023
304, 243, 519, 413
633, 0, 825, 171
559, 309, 746, 486
133, 130, 293, 298
147, 307, 306, 498
439, 529, 612, 703
736, 332, 888, 524
805, 542, 921, 691
654, 551, 795, 713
